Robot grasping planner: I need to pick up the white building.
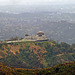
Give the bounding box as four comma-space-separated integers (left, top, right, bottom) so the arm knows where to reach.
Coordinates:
25, 31, 48, 41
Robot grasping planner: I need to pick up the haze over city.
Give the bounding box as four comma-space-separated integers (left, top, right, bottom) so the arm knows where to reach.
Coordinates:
0, 0, 75, 44
0, 0, 75, 5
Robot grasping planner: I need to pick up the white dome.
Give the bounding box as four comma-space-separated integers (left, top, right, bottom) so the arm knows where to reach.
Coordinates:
37, 31, 44, 35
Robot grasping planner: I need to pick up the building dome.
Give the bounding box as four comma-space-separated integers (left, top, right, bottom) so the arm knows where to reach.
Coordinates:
25, 34, 29, 36
37, 31, 44, 35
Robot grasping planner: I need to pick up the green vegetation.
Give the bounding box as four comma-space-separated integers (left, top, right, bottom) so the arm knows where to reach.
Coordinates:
0, 62, 75, 75
35, 61, 75, 75
0, 41, 75, 69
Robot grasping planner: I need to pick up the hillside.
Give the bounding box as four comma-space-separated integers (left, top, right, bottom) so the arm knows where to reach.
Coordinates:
0, 41, 75, 69
0, 61, 75, 75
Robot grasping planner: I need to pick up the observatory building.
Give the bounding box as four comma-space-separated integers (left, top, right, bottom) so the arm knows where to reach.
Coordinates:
25, 31, 48, 41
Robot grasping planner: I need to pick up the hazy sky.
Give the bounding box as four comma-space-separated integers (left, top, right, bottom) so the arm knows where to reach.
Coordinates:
0, 0, 75, 5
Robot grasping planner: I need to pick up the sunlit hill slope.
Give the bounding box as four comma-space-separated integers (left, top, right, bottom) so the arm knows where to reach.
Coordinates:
0, 41, 75, 69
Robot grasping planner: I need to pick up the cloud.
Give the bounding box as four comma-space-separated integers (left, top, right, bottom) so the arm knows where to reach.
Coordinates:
9, 0, 23, 4
0, 0, 75, 5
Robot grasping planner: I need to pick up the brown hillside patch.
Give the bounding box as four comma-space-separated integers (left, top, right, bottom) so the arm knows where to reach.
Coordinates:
8, 44, 21, 55
61, 58, 65, 61
50, 42, 55, 46
20, 44, 26, 49
57, 53, 64, 57
30, 45, 47, 54
30, 45, 47, 64
69, 53, 74, 55
0, 56, 3, 58
0, 48, 8, 57
7, 44, 26, 55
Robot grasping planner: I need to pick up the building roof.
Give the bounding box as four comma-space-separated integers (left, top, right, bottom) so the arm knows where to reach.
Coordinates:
37, 31, 44, 35
25, 34, 29, 36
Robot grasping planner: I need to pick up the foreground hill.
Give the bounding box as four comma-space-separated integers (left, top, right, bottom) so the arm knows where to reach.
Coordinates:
0, 41, 75, 69
0, 62, 75, 75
